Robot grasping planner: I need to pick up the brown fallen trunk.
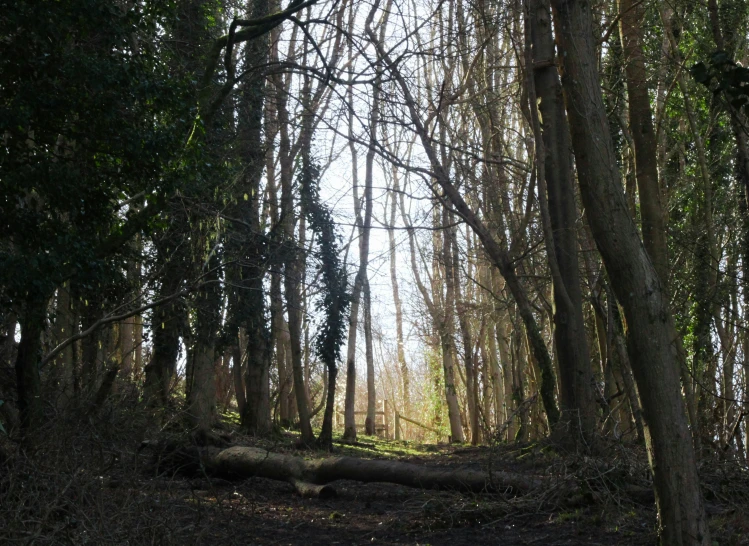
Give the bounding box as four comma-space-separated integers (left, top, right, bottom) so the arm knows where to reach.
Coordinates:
196, 446, 541, 498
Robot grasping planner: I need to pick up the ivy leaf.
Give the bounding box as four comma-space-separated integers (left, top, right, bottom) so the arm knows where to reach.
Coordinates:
691, 62, 710, 84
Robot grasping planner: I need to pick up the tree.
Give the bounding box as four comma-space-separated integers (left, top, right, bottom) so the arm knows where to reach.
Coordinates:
549, 0, 709, 542
1, 0, 192, 429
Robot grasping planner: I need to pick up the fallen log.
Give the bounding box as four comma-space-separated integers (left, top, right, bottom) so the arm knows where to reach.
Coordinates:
198, 446, 542, 498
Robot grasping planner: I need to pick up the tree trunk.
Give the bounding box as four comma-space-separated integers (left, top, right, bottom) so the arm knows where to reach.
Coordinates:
232, 343, 247, 418
440, 209, 466, 443
549, 0, 709, 542
15, 296, 47, 430
144, 253, 184, 408
452, 224, 479, 444
186, 251, 221, 433
193, 445, 542, 496
364, 278, 376, 435
619, 0, 669, 287
284, 249, 314, 444
52, 283, 75, 409
387, 171, 409, 412
526, 0, 597, 443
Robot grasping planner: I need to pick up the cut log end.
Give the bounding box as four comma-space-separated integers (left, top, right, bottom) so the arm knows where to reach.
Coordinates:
289, 478, 337, 499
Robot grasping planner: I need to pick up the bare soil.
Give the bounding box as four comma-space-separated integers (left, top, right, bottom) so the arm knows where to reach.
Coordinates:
2, 411, 748, 545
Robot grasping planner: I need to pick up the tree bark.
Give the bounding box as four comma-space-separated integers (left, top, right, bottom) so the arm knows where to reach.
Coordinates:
386, 171, 409, 412
619, 0, 669, 287
440, 209, 466, 443
364, 278, 376, 435
194, 445, 542, 496
526, 0, 597, 443
186, 251, 221, 434
451, 223, 479, 444
549, 0, 709, 542
143, 250, 184, 408
15, 296, 47, 430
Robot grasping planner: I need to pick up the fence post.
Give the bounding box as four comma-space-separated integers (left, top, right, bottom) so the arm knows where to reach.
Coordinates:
383, 399, 389, 439
395, 411, 401, 441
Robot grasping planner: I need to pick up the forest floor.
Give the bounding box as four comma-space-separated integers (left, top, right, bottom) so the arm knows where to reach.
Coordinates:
2, 408, 749, 545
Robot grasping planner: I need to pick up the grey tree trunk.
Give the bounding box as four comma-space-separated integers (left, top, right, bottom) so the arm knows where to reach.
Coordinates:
15, 295, 47, 430
364, 278, 376, 435
387, 172, 409, 412
549, 0, 709, 542
526, 0, 597, 443
451, 224, 479, 444
619, 0, 669, 287
186, 250, 221, 434
440, 209, 466, 443
144, 252, 184, 408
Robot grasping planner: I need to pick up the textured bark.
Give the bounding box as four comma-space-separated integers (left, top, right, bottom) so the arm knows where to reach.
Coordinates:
452, 224, 479, 444
387, 172, 409, 411
186, 252, 221, 433
364, 279, 376, 435
549, 0, 709, 543
197, 446, 541, 496
15, 296, 47, 430
619, 0, 669, 287
526, 0, 596, 442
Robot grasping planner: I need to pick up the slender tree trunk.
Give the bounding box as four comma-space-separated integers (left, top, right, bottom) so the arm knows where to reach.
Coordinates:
549, 0, 709, 542
15, 296, 48, 430
387, 172, 409, 412
232, 342, 247, 417
526, 0, 597, 443
364, 278, 376, 435
284, 253, 313, 443
440, 210, 466, 443
52, 283, 75, 409
619, 0, 669, 287
452, 224, 479, 444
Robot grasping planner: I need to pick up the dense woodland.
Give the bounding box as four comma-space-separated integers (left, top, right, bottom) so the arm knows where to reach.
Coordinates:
2, 0, 749, 544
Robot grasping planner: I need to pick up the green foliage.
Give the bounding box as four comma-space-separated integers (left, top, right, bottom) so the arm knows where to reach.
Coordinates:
298, 156, 350, 370
691, 51, 749, 111
0, 0, 195, 310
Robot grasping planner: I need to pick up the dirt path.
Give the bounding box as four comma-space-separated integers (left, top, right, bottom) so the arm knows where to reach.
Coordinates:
128, 441, 659, 545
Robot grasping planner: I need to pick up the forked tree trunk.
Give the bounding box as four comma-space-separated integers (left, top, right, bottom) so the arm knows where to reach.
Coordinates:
526, 0, 596, 443
549, 0, 709, 542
